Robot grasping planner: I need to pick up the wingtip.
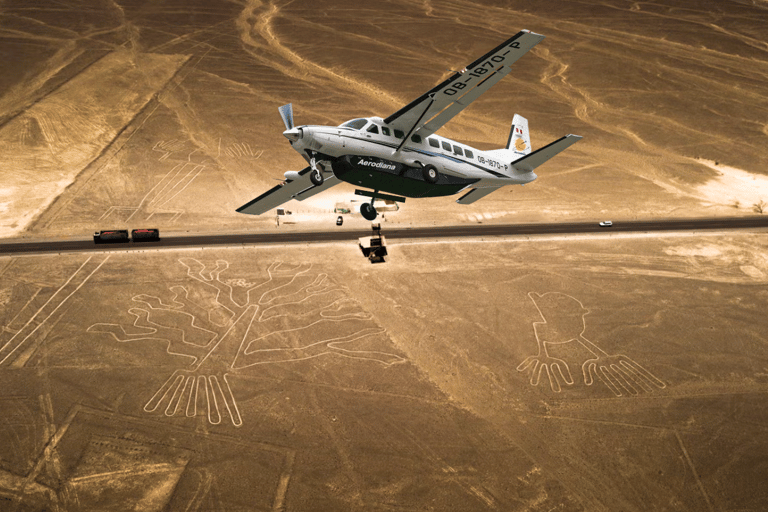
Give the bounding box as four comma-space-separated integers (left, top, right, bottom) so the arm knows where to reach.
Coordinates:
522, 29, 546, 39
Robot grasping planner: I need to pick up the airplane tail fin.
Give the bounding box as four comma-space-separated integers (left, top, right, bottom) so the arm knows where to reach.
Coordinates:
507, 114, 531, 155
486, 114, 532, 163
486, 114, 581, 177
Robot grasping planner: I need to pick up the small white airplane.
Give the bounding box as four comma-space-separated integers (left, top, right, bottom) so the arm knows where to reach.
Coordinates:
237, 30, 581, 221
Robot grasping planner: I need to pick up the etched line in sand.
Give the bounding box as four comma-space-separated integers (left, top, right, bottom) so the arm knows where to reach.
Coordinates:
235, 0, 401, 108
99, 159, 204, 223
675, 430, 715, 512
1, 255, 110, 367
223, 141, 262, 158
88, 259, 404, 426
10, 402, 295, 511
0, 50, 188, 237
517, 292, 665, 396
382, 416, 498, 508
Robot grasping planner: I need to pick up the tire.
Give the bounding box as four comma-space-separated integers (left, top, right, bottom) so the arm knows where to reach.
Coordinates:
310, 169, 324, 186
360, 202, 378, 221
422, 164, 439, 184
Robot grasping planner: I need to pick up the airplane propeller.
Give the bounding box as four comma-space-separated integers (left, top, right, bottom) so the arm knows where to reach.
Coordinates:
276, 102, 319, 185
278, 103, 294, 130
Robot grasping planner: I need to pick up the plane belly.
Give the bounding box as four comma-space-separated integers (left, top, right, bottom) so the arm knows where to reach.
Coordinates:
331, 154, 478, 198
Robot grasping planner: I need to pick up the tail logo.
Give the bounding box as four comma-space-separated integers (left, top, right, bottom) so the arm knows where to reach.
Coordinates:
514, 138, 527, 151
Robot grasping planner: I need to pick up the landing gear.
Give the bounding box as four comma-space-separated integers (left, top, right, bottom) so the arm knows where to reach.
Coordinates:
354, 189, 404, 221
422, 164, 439, 184
310, 168, 324, 186
360, 202, 378, 221
309, 157, 325, 186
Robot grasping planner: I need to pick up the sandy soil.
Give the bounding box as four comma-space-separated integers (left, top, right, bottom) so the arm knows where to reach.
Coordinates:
1, 1, 768, 510
1, 232, 767, 510
0, 49, 188, 237
0, 0, 765, 238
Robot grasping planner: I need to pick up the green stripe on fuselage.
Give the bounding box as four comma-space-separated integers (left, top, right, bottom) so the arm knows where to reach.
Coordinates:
331, 156, 477, 198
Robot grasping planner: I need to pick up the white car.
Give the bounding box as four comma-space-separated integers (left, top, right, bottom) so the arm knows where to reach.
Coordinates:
599, 221, 613, 227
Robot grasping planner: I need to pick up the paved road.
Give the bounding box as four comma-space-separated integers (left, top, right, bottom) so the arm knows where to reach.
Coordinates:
2, 216, 767, 256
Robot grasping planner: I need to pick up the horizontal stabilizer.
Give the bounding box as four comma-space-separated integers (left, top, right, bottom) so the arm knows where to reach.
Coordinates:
456, 186, 501, 205
511, 134, 582, 173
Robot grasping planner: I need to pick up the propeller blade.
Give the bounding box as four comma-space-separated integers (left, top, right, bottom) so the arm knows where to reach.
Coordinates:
278, 103, 294, 130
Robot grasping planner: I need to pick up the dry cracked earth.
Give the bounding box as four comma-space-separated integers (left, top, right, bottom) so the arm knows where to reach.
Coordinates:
1, 1, 768, 510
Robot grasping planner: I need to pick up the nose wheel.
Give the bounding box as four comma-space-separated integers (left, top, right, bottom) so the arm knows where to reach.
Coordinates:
309, 168, 324, 186
309, 157, 325, 186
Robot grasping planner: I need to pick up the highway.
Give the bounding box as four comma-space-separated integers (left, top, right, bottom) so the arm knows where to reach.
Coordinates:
2, 216, 768, 256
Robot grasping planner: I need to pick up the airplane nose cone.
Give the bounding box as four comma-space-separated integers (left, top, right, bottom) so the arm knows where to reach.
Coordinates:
283, 127, 301, 142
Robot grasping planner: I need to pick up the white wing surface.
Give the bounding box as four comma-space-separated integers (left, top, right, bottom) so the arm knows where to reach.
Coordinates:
384, 30, 545, 141
236, 167, 339, 215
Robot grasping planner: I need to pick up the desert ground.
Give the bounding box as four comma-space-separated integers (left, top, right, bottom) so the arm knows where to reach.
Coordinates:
2, 236, 768, 511
1, 0, 767, 510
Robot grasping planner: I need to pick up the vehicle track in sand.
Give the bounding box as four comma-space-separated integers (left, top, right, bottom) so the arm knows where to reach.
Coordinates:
235, 0, 547, 146
236, 0, 401, 109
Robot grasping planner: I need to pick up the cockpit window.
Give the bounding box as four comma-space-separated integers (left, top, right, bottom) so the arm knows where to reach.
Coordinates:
366, 124, 379, 134
340, 118, 368, 130
382, 127, 391, 136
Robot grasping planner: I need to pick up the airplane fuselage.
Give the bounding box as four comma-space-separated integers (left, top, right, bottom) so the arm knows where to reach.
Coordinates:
237, 31, 581, 220
285, 116, 536, 199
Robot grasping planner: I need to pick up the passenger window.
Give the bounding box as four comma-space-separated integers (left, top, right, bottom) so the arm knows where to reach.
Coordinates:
441, 141, 451, 151
382, 127, 391, 136
465, 149, 474, 159
394, 129, 404, 139
428, 138, 439, 148
367, 124, 379, 134
411, 134, 422, 144
453, 145, 463, 156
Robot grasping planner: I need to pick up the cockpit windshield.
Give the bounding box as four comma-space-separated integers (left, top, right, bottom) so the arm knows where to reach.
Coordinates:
339, 118, 367, 130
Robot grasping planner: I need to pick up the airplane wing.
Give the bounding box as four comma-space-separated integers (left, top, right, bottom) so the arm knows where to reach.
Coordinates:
384, 30, 545, 142
236, 167, 340, 215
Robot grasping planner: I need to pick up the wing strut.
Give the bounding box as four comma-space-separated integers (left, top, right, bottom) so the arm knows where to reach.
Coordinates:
393, 94, 436, 153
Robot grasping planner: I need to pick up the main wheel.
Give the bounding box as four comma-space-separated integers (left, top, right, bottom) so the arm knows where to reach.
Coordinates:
310, 168, 324, 186
422, 164, 439, 184
360, 202, 378, 221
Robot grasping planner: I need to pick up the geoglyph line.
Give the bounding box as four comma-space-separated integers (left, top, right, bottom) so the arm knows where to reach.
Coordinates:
675, 430, 715, 512
517, 291, 665, 396
90, 259, 403, 427
0, 255, 109, 367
